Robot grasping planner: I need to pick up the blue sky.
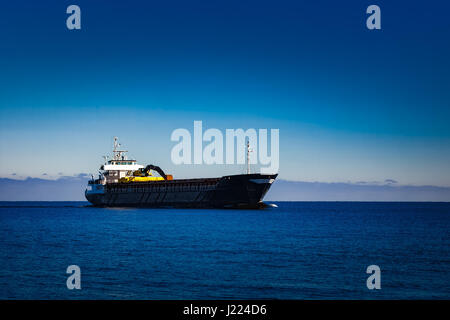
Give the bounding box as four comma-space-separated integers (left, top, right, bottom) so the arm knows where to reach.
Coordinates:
1, 0, 450, 186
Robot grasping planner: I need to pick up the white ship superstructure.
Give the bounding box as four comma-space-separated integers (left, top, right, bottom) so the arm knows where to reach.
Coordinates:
100, 137, 144, 184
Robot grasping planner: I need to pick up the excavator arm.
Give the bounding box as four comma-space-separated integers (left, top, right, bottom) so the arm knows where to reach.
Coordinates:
142, 164, 168, 180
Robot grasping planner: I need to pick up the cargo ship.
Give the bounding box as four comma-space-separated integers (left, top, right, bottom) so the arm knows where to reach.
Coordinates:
85, 138, 277, 208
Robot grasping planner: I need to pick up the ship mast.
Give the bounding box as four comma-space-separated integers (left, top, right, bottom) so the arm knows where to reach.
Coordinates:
246, 140, 253, 174
112, 137, 128, 160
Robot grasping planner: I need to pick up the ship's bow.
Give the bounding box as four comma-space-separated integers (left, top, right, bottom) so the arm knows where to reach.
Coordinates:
212, 173, 278, 209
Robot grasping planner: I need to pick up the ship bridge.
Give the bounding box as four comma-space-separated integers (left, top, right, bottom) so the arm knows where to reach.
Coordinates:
102, 159, 144, 171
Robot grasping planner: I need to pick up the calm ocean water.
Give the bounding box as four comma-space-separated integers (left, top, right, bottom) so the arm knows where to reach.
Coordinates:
0, 201, 449, 299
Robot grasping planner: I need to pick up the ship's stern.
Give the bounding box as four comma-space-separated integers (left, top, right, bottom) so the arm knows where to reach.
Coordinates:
85, 181, 106, 206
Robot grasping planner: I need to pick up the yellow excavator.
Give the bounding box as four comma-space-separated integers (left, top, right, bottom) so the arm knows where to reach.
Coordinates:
119, 165, 173, 183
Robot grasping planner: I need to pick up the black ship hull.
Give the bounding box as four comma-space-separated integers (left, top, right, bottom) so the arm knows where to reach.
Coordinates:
85, 173, 277, 209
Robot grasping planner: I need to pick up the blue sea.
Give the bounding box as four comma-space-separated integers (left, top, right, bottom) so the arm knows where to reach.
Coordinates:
0, 201, 449, 299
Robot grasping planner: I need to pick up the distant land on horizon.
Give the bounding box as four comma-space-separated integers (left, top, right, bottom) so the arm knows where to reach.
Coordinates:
0, 176, 449, 202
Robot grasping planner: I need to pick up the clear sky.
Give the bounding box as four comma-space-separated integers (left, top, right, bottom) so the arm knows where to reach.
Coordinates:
0, 0, 449, 186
